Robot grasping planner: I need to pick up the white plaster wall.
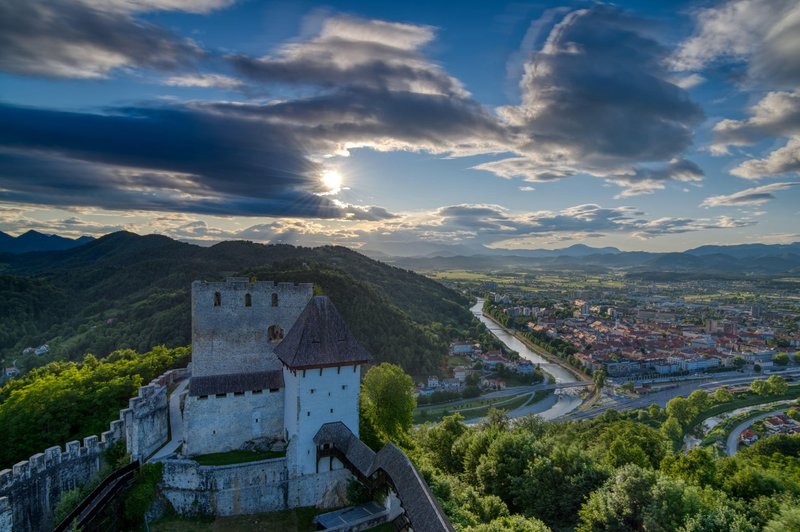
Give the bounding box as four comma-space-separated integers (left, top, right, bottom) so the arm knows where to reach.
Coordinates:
184, 390, 284, 456
284, 364, 361, 476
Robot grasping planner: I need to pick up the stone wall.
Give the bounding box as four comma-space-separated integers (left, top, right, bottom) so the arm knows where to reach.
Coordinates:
191, 279, 313, 377
0, 497, 11, 532
161, 457, 351, 517
0, 367, 188, 532
183, 389, 284, 456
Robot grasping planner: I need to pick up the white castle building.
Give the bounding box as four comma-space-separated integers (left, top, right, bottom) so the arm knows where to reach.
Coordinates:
184, 278, 368, 466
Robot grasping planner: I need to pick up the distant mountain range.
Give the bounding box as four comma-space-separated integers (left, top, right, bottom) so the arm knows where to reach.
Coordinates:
380, 242, 800, 275
0, 230, 93, 254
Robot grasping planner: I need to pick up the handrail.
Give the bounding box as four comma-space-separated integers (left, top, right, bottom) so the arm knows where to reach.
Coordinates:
53, 460, 140, 532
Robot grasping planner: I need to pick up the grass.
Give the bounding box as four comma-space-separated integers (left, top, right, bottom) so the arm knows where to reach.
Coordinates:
414, 390, 550, 424
151, 507, 317, 532
193, 450, 285, 466
687, 386, 800, 435
150, 507, 393, 532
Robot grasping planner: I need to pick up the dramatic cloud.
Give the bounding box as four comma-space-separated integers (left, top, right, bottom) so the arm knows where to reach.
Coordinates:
672, 0, 800, 87
713, 91, 800, 150
479, 6, 704, 196
228, 16, 509, 158
711, 91, 800, 179
0, 0, 234, 78
231, 16, 466, 97
0, 103, 392, 219
731, 138, 800, 180
701, 182, 800, 207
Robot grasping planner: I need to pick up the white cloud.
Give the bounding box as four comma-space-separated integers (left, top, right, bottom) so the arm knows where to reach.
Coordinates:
163, 74, 243, 89
701, 181, 800, 207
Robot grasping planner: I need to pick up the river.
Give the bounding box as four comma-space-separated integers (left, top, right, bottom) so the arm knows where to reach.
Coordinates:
471, 299, 582, 420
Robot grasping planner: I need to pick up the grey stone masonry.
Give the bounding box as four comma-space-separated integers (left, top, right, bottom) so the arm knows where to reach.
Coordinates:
0, 367, 188, 532
191, 279, 313, 378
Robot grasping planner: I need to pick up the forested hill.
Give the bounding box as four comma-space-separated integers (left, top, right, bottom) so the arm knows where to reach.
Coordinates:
0, 232, 473, 376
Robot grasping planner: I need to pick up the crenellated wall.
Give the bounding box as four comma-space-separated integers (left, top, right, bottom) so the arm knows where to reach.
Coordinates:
0, 367, 189, 532
191, 279, 313, 377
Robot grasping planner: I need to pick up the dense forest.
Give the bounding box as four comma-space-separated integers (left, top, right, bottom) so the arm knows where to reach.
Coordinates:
0, 232, 474, 376
0, 346, 190, 468
414, 408, 800, 531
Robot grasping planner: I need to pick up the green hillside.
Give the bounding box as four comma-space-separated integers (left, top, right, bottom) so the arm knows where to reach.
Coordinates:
0, 232, 473, 376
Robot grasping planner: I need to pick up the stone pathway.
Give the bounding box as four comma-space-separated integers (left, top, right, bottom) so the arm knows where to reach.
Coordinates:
148, 378, 189, 462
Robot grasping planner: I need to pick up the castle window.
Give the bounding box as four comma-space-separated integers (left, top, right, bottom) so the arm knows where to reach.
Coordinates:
330, 408, 333, 413
341, 385, 348, 391
245, 293, 252, 307
268, 325, 284, 342
310, 389, 315, 394
307, 411, 310, 417
213, 292, 221, 307
272, 293, 278, 307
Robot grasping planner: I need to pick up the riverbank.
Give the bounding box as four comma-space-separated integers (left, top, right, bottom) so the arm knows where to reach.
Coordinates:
480, 308, 590, 382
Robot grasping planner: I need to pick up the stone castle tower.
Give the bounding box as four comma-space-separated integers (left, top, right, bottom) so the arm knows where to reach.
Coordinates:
183, 277, 369, 471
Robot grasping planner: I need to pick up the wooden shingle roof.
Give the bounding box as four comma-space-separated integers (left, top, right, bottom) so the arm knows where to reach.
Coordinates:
189, 369, 284, 396
275, 296, 372, 370
314, 422, 453, 532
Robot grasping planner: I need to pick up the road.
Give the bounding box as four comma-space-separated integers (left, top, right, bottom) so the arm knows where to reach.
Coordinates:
472, 299, 583, 419
726, 405, 794, 456
148, 378, 188, 462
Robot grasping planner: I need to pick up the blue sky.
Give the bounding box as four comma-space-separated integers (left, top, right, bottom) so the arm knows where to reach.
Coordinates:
0, 0, 798, 254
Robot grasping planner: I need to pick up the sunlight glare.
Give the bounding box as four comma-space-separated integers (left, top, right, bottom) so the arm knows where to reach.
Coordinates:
321, 169, 342, 193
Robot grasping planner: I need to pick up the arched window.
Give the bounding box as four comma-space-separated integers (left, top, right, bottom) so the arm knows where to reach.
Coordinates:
213, 292, 221, 307
245, 293, 252, 307
268, 325, 284, 342
271, 293, 278, 307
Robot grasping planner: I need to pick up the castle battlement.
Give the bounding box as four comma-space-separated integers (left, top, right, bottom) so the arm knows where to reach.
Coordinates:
0, 367, 188, 531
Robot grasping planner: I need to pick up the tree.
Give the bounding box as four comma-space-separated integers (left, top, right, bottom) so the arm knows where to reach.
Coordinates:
766, 375, 788, 395
774, 354, 790, 367
419, 414, 467, 474
661, 417, 684, 451
733, 357, 746, 368
666, 397, 697, 427
750, 379, 770, 396
594, 369, 607, 390
360, 363, 416, 446
754, 364, 762, 373
688, 390, 711, 413
712, 387, 733, 403
577, 464, 657, 531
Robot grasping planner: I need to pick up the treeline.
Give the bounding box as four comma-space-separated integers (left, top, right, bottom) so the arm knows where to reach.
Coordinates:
0, 346, 190, 468
413, 404, 800, 531
0, 232, 475, 376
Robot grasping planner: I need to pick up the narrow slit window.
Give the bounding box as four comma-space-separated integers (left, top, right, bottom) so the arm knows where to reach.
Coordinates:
213, 292, 221, 307
245, 293, 252, 307
272, 293, 278, 307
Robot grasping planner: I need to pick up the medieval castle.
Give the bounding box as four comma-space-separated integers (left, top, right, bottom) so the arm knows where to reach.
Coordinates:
0, 278, 451, 532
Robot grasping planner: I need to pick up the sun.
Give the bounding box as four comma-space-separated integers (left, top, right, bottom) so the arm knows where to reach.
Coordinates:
321, 169, 342, 193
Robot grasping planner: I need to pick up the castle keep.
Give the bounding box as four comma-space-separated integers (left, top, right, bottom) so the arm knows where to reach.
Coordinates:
0, 278, 451, 532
